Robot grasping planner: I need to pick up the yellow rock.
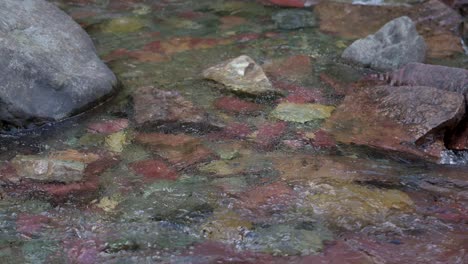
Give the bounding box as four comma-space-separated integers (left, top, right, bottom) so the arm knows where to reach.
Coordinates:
105, 131, 127, 153
272, 103, 335, 123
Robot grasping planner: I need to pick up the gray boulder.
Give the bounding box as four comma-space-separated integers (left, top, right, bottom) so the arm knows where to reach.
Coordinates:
0, 0, 118, 127
342, 16, 426, 71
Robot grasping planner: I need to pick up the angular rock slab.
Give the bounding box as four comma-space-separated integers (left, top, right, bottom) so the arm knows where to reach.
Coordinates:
202, 55, 281, 96
383, 63, 468, 99
342, 16, 426, 71
133, 86, 222, 130
0, 0, 118, 127
325, 86, 465, 161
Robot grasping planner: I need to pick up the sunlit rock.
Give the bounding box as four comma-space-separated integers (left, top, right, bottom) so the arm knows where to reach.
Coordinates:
202, 55, 281, 96
342, 16, 426, 70
298, 180, 414, 230
271, 103, 335, 123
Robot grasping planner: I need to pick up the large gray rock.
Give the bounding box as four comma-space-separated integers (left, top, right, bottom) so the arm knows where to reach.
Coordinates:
342, 16, 426, 71
0, 0, 118, 127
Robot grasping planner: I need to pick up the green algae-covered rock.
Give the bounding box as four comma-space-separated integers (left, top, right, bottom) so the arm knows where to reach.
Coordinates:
299, 180, 414, 230
101, 17, 145, 33
272, 103, 335, 123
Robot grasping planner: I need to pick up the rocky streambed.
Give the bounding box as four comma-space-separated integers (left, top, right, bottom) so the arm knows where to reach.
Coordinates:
0, 0, 467, 263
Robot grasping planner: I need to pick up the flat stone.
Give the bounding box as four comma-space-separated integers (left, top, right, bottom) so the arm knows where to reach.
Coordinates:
342, 16, 426, 71
383, 63, 468, 99
0, 0, 118, 127
325, 85, 465, 161
202, 55, 281, 96
11, 155, 86, 183
271, 103, 335, 123
132, 86, 222, 130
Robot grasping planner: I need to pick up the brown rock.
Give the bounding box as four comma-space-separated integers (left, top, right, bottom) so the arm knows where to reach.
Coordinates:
135, 133, 214, 169
132, 86, 222, 130
447, 121, 468, 150
325, 85, 465, 161
315, 2, 408, 39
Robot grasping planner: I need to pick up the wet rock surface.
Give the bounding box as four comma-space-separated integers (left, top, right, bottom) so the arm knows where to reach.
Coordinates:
383, 62, 468, 98
342, 16, 426, 71
132, 86, 222, 130
0, 0, 467, 263
0, 0, 118, 128
325, 85, 465, 160
202, 55, 281, 96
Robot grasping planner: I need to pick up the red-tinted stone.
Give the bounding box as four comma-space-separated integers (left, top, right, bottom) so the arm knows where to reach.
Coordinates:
64, 238, 101, 264
16, 213, 53, 236
264, 55, 312, 81
240, 181, 294, 209
135, 133, 214, 169
273, 81, 327, 104
254, 122, 287, 150
129, 159, 178, 181
214, 96, 263, 114
310, 130, 336, 148
209, 122, 253, 140
87, 118, 129, 134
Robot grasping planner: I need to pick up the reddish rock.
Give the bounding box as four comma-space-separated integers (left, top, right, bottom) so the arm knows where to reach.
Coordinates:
16, 213, 53, 236
279, 87, 323, 104
87, 118, 129, 134
315, 2, 408, 39
309, 130, 336, 148
240, 181, 294, 209
264, 55, 312, 82
325, 86, 465, 161
64, 238, 101, 264
214, 96, 263, 114
129, 159, 178, 181
209, 122, 253, 140
274, 81, 327, 103
135, 133, 214, 169
254, 122, 287, 150
425, 32, 464, 58
132, 86, 222, 129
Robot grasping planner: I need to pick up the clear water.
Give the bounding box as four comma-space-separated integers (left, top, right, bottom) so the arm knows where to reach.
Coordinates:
0, 1, 467, 263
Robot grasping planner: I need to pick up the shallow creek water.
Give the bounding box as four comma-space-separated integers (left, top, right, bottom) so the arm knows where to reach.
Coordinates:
0, 0, 467, 263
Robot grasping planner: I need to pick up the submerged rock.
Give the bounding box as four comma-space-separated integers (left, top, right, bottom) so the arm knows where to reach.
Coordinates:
382, 63, 468, 99
132, 86, 222, 130
202, 55, 281, 96
271, 103, 335, 123
243, 223, 333, 256
342, 16, 426, 71
325, 85, 465, 161
0, 0, 118, 127
272, 9, 316, 30
298, 180, 414, 230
